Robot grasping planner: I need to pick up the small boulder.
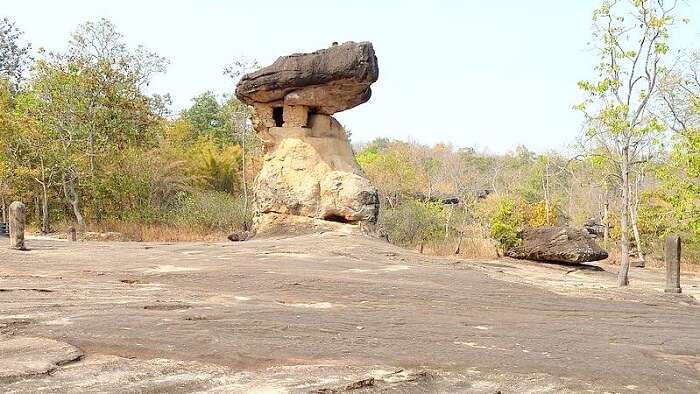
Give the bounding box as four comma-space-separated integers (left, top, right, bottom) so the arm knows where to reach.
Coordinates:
506, 226, 608, 264
227, 231, 251, 242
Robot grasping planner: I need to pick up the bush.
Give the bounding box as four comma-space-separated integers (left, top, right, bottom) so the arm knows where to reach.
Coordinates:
488, 197, 524, 252
474, 195, 556, 253
520, 200, 559, 227
380, 198, 446, 249
172, 191, 250, 231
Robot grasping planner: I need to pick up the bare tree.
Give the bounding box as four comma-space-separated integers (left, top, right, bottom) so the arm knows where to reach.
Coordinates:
0, 17, 31, 88
224, 58, 260, 229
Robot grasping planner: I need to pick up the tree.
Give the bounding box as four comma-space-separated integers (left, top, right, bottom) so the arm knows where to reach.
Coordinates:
224, 58, 260, 230
576, 0, 679, 286
181, 92, 228, 141
658, 50, 700, 242
0, 17, 31, 88
356, 140, 420, 208
8, 90, 63, 233
29, 18, 167, 228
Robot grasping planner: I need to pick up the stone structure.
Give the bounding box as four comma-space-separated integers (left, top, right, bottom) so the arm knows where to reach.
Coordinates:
235, 42, 380, 234
506, 226, 608, 264
9, 201, 26, 250
664, 235, 682, 293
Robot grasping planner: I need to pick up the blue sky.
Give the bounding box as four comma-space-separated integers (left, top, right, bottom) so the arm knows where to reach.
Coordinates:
5, 1, 700, 152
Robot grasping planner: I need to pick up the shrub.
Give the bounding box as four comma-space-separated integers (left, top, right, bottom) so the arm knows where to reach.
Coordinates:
519, 200, 559, 227
172, 191, 250, 231
489, 197, 524, 252
380, 198, 446, 249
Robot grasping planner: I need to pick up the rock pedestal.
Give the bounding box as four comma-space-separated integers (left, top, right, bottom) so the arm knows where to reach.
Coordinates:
664, 235, 681, 294
236, 42, 380, 235
9, 201, 26, 250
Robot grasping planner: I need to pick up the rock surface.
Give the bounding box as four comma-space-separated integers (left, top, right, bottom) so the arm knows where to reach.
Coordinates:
506, 226, 609, 263
1, 235, 699, 392
235, 41, 378, 114
236, 43, 380, 235
253, 114, 379, 230
0, 336, 83, 382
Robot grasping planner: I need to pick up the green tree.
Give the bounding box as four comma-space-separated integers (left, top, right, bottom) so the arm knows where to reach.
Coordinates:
181, 92, 229, 141
29, 18, 167, 227
658, 50, 700, 243
576, 0, 678, 286
357, 140, 420, 208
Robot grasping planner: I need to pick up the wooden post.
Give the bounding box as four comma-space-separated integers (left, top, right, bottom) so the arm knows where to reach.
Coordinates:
69, 226, 77, 242
9, 201, 26, 250
664, 235, 681, 294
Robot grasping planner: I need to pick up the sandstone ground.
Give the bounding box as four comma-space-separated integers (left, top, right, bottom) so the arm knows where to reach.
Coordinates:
1, 233, 699, 393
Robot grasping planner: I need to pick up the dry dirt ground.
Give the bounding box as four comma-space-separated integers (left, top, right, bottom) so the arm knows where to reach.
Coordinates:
0, 232, 699, 393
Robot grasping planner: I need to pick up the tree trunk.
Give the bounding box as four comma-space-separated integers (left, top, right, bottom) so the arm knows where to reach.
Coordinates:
34, 195, 40, 223
454, 210, 469, 255
543, 157, 550, 224
241, 131, 249, 230
444, 204, 453, 241
629, 176, 645, 265
41, 183, 50, 234
603, 201, 609, 244
1, 196, 6, 223
63, 178, 85, 230
629, 206, 645, 266
70, 198, 85, 230
618, 147, 631, 287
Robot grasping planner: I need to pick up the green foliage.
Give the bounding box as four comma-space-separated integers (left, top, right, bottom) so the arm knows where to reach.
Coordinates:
520, 200, 559, 227
357, 140, 420, 206
487, 197, 524, 252
0, 18, 255, 234
475, 195, 558, 253
174, 191, 249, 231
636, 194, 672, 249
196, 145, 242, 194
380, 199, 446, 247
181, 91, 229, 141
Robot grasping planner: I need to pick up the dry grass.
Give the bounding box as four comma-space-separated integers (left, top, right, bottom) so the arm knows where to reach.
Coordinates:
602, 248, 700, 274
421, 236, 499, 260
83, 221, 230, 242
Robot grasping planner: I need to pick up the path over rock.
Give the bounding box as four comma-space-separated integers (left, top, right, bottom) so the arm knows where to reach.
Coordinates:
0, 234, 698, 392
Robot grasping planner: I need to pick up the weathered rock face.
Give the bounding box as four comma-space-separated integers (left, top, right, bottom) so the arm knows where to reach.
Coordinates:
235, 42, 378, 115
252, 114, 379, 233
505, 226, 609, 264
236, 42, 380, 235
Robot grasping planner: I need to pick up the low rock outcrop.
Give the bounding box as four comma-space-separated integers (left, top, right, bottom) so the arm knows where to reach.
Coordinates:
235, 42, 380, 235
506, 226, 609, 264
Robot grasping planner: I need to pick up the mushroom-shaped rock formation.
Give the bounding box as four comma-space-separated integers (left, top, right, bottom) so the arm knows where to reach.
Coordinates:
236, 42, 380, 235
